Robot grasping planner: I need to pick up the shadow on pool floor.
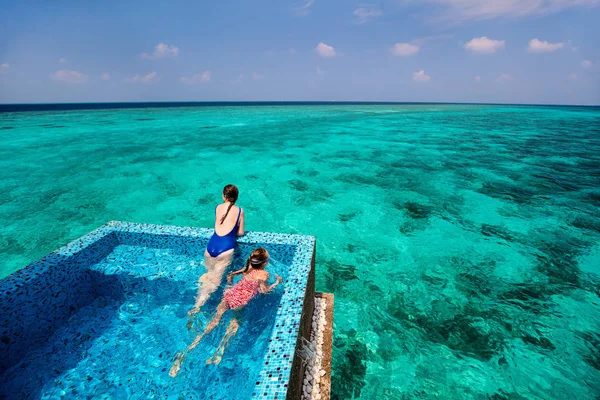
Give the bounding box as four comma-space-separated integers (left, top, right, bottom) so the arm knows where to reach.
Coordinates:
0, 269, 195, 399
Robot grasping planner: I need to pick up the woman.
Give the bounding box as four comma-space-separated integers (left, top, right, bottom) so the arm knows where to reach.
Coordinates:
187, 184, 245, 325
170, 248, 282, 377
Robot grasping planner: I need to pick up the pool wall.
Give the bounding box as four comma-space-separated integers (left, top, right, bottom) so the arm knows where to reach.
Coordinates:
0, 232, 119, 372
0, 221, 316, 399
283, 246, 315, 400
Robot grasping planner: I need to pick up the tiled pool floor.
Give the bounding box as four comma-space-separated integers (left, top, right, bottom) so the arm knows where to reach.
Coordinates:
1, 243, 288, 399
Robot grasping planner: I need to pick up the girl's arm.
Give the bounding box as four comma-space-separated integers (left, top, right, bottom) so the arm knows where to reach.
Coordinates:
259, 274, 282, 294
237, 209, 245, 237
226, 268, 245, 284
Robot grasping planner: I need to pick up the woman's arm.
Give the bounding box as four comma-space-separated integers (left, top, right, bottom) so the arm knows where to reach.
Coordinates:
237, 209, 245, 237
259, 274, 282, 294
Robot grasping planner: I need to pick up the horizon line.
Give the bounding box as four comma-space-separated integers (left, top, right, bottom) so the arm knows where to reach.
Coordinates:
1, 100, 599, 113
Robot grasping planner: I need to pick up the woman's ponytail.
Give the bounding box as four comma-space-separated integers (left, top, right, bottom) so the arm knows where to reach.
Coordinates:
220, 202, 234, 225
219, 184, 239, 225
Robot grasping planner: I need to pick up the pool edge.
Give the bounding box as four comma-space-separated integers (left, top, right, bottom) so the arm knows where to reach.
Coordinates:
314, 292, 334, 400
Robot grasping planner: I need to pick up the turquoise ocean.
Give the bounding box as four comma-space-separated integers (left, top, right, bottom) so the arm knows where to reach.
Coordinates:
1, 103, 599, 399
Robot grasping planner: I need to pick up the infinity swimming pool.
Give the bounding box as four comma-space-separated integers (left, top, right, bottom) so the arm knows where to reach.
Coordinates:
0, 222, 315, 399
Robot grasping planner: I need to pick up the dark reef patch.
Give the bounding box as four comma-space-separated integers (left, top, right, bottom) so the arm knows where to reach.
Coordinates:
579, 332, 600, 371
331, 329, 368, 400
569, 215, 600, 234
393, 201, 432, 220
584, 190, 600, 206
387, 294, 507, 361
129, 153, 175, 164
478, 180, 536, 204
195, 194, 214, 205
295, 168, 319, 178
338, 211, 361, 223
520, 333, 556, 351
481, 224, 520, 243
533, 238, 584, 287
335, 172, 376, 186
322, 259, 357, 292
499, 282, 555, 312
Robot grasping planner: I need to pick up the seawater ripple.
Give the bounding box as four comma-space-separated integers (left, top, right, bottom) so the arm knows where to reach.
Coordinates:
1, 104, 600, 399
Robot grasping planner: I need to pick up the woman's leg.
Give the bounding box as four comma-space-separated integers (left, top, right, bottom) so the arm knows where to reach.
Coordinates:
207, 318, 240, 365
170, 301, 230, 377
188, 249, 233, 319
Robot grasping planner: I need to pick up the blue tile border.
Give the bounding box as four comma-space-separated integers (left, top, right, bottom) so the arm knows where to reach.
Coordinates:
0, 221, 315, 399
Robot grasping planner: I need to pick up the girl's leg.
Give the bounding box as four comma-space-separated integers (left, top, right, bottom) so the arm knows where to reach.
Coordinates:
188, 250, 233, 321
170, 301, 230, 377
207, 318, 240, 365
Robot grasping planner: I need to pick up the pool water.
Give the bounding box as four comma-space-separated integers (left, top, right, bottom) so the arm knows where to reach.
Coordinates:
0, 241, 288, 399
1, 103, 600, 398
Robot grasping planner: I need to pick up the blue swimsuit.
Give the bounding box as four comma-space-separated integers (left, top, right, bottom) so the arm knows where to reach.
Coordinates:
206, 207, 242, 257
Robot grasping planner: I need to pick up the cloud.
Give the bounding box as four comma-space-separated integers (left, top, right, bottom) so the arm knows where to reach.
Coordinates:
413, 70, 431, 82
528, 38, 564, 53
390, 35, 451, 56
100, 72, 110, 81
497, 73, 513, 82
464, 36, 505, 54
293, 0, 315, 16
353, 6, 383, 24
180, 71, 211, 84
252, 72, 264, 80
0, 63, 9, 73
391, 42, 420, 56
581, 60, 593, 69
58, 57, 67, 64
568, 73, 578, 80
141, 43, 179, 59
126, 72, 158, 84
315, 42, 336, 57
51, 70, 88, 84
421, 0, 600, 22
316, 66, 325, 76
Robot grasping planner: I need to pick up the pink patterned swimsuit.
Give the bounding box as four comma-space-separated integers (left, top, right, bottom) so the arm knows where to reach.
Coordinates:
224, 270, 262, 309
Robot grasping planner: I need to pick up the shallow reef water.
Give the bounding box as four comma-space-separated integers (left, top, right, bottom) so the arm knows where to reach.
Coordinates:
1, 104, 599, 398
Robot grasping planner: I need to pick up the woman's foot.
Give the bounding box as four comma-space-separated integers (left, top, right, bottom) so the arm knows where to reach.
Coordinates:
169, 352, 186, 377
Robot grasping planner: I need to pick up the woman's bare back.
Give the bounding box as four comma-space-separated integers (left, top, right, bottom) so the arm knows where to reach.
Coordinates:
214, 204, 242, 236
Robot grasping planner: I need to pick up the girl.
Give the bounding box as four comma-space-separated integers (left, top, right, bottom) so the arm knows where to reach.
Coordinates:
187, 184, 245, 323
170, 248, 282, 377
